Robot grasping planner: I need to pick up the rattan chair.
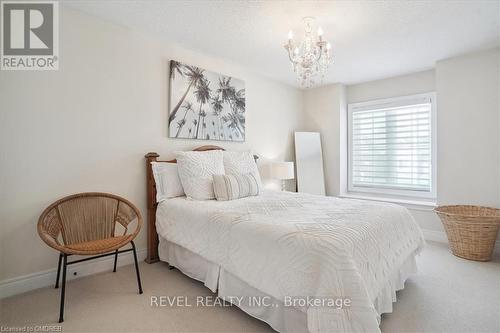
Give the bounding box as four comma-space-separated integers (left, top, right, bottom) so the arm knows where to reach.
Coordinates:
37, 192, 143, 323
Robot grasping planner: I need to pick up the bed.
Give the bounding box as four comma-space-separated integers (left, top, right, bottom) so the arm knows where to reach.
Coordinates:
144, 146, 425, 333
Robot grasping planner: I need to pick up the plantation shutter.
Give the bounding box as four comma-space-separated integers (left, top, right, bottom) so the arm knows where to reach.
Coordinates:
349, 95, 433, 193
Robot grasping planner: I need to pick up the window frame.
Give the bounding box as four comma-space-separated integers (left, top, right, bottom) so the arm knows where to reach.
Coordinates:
347, 92, 437, 201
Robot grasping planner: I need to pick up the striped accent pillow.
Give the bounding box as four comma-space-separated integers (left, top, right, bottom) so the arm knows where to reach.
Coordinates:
212, 173, 261, 201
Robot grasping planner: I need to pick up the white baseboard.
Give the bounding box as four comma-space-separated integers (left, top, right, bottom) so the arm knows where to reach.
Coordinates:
421, 228, 448, 243
421, 228, 500, 254
0, 248, 147, 299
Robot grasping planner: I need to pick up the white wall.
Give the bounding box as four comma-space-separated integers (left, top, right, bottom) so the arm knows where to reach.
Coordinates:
0, 7, 303, 281
436, 49, 500, 207
303, 50, 500, 239
302, 84, 346, 196
347, 70, 436, 103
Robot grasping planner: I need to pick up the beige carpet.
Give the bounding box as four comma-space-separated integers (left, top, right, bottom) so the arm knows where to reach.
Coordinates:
1, 241, 499, 332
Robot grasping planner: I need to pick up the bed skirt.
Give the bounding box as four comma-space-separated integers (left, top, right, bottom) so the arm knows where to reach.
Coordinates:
158, 236, 418, 333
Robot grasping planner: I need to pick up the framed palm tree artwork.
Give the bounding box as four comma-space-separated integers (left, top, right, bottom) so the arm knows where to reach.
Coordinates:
168, 60, 246, 142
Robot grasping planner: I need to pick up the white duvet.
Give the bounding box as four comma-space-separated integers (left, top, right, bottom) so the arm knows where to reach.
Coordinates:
156, 191, 425, 333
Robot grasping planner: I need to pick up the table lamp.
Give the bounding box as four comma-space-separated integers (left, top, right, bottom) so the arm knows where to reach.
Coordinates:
271, 161, 295, 191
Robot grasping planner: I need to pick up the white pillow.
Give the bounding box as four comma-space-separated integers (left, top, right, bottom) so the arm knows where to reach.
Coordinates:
175, 150, 225, 200
151, 162, 185, 202
213, 173, 260, 201
223, 150, 262, 189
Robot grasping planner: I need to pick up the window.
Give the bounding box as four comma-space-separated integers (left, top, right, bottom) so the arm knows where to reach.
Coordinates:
347, 93, 436, 200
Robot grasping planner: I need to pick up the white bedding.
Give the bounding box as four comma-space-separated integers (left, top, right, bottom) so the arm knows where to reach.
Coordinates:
156, 190, 425, 333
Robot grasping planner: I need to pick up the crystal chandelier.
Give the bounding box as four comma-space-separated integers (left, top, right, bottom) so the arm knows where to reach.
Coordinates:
284, 17, 332, 88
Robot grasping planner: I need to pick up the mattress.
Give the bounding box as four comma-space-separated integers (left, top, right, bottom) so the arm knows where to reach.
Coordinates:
156, 190, 425, 333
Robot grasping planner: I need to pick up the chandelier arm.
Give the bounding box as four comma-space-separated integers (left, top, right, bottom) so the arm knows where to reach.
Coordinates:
286, 49, 301, 64
315, 44, 325, 62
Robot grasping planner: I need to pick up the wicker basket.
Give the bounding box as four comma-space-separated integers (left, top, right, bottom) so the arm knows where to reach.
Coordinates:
435, 205, 500, 261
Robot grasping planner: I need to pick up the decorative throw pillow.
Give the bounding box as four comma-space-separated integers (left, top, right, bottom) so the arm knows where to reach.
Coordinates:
175, 150, 225, 200
223, 150, 262, 188
151, 162, 185, 202
213, 173, 260, 201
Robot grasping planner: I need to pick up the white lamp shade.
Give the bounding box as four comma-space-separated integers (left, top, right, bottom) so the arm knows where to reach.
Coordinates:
271, 161, 295, 180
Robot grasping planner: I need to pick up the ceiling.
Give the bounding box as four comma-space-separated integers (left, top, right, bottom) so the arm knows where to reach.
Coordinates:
65, 0, 500, 88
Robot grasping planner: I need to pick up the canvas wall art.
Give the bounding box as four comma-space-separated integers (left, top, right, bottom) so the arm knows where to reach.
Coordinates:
168, 60, 246, 141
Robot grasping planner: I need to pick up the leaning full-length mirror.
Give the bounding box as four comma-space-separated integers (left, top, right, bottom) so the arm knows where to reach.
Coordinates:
294, 132, 326, 195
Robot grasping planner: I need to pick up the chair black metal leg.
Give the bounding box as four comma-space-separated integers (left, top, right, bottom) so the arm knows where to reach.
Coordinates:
131, 241, 143, 294
55, 253, 63, 288
58, 254, 67, 323
113, 250, 118, 272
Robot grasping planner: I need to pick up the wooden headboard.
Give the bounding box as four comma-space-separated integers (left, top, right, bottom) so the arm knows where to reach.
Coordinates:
144, 145, 225, 263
